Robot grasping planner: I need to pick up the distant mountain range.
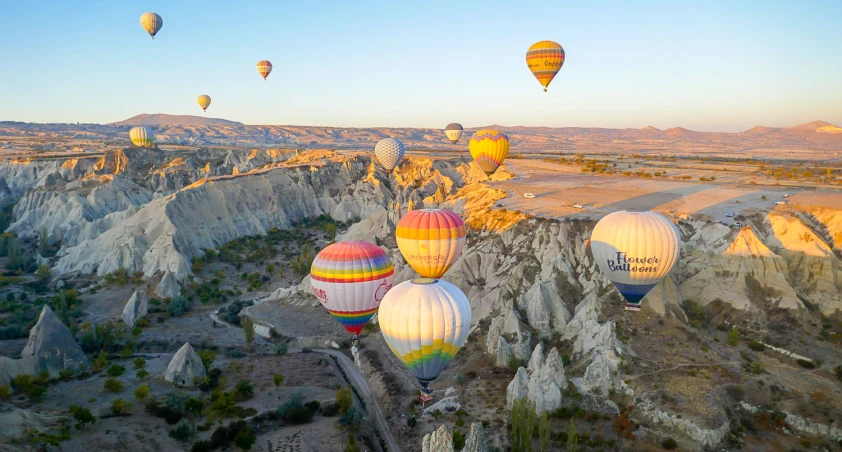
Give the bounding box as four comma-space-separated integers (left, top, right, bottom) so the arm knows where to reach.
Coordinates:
1, 114, 841, 152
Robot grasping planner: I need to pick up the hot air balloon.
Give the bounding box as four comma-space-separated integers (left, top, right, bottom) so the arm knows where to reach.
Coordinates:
379, 278, 471, 393
374, 138, 405, 173
310, 241, 394, 336
444, 123, 463, 144
526, 40, 565, 92
396, 209, 466, 279
129, 127, 155, 148
197, 95, 211, 112
257, 60, 272, 80
468, 129, 509, 176
140, 12, 163, 39
590, 211, 680, 311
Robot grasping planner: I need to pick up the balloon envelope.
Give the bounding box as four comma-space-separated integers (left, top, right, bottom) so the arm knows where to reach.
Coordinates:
374, 138, 406, 172
468, 129, 509, 175
140, 12, 163, 39
257, 60, 272, 80
379, 278, 471, 389
197, 95, 211, 112
396, 209, 466, 279
444, 123, 463, 144
526, 40, 565, 92
590, 211, 680, 311
129, 127, 155, 147
310, 241, 394, 336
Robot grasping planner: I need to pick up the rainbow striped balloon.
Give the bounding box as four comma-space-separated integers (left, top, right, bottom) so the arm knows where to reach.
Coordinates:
310, 241, 394, 335
379, 278, 471, 390
526, 40, 565, 92
468, 129, 510, 176
396, 209, 466, 279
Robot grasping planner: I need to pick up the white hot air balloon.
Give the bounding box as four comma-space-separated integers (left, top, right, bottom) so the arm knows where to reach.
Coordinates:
374, 138, 405, 173
379, 278, 471, 393
590, 211, 680, 311
129, 126, 155, 147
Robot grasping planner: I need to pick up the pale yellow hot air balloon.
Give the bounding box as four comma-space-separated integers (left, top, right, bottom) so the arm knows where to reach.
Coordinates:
140, 13, 163, 39
129, 127, 155, 148
468, 129, 510, 175
590, 211, 680, 311
379, 278, 471, 393
197, 95, 211, 112
526, 40, 565, 92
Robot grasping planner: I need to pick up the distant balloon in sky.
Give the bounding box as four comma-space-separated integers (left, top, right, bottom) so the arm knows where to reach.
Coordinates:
140, 12, 163, 39
396, 209, 466, 279
257, 60, 272, 80
444, 123, 464, 144
590, 211, 680, 311
197, 95, 211, 112
526, 40, 565, 92
374, 138, 405, 172
379, 278, 471, 392
310, 241, 394, 336
468, 129, 509, 176
129, 126, 155, 148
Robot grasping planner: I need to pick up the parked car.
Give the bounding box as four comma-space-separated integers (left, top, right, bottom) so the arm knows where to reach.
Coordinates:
725, 212, 735, 218
572, 204, 584, 209
524, 193, 536, 199
783, 193, 790, 198
775, 201, 786, 205
734, 222, 744, 228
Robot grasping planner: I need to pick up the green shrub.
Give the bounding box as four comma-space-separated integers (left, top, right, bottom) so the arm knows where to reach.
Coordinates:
274, 341, 288, 354
111, 398, 131, 415
662, 438, 678, 449
69, 405, 96, 430
747, 341, 765, 352
107, 364, 126, 377
103, 377, 123, 393
169, 418, 195, 441
167, 296, 191, 316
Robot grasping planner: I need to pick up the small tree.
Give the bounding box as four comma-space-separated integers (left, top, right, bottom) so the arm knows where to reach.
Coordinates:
168, 296, 191, 316
36, 265, 51, 281
107, 364, 126, 377
198, 349, 216, 369
92, 349, 109, 372
0, 385, 10, 400
344, 434, 361, 452
567, 419, 579, 452
234, 379, 254, 400
136, 369, 150, 380
134, 384, 151, 402
103, 377, 124, 393
727, 327, 740, 346
234, 427, 256, 450
133, 357, 147, 369
336, 386, 353, 414
111, 398, 131, 415
538, 411, 551, 452
273, 373, 285, 389
241, 317, 255, 349
70, 405, 96, 430
38, 226, 49, 256
431, 409, 443, 421
510, 398, 536, 452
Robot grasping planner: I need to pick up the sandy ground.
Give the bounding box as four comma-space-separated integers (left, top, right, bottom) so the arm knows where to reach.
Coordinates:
493, 159, 842, 223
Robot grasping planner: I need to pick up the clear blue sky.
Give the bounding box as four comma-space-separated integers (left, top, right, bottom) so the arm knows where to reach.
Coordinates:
1, 0, 840, 131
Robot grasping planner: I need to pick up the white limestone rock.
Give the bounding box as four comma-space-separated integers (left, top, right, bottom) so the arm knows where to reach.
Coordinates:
122, 290, 148, 328
463, 423, 489, 452
422, 424, 454, 452
164, 342, 207, 387
155, 271, 180, 299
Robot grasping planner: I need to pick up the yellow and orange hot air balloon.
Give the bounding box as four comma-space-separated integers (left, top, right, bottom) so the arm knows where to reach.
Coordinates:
197, 95, 211, 112
257, 60, 272, 80
468, 129, 509, 176
526, 40, 565, 92
396, 209, 466, 279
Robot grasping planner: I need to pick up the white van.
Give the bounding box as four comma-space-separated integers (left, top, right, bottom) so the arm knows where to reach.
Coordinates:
524, 193, 536, 199
572, 204, 584, 209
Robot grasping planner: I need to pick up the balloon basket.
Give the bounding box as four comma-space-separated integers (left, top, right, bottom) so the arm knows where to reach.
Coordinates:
625, 304, 641, 312
419, 392, 433, 407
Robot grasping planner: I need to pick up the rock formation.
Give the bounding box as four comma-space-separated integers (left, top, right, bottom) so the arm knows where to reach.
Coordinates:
164, 342, 206, 387
463, 423, 489, 452
0, 306, 89, 386
423, 396, 461, 417
155, 271, 180, 299
506, 344, 566, 412
122, 290, 149, 328
422, 424, 454, 452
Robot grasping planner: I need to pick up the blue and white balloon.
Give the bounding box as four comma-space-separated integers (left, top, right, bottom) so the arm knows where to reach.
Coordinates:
374, 138, 406, 172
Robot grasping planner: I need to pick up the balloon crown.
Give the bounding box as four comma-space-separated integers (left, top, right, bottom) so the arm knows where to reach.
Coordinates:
412, 278, 438, 285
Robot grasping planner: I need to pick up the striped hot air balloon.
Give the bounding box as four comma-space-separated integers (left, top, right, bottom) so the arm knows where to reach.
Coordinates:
396, 209, 466, 279
444, 123, 463, 144
379, 278, 471, 392
257, 60, 272, 80
468, 129, 509, 176
197, 95, 211, 112
310, 241, 394, 336
140, 12, 163, 39
526, 40, 565, 92
590, 211, 680, 311
374, 138, 405, 172
129, 126, 155, 148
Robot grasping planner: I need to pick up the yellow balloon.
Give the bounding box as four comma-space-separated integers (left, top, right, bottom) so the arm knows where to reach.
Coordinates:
140, 12, 163, 39
468, 129, 509, 175
396, 209, 466, 278
129, 127, 155, 148
197, 95, 211, 112
526, 40, 565, 92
